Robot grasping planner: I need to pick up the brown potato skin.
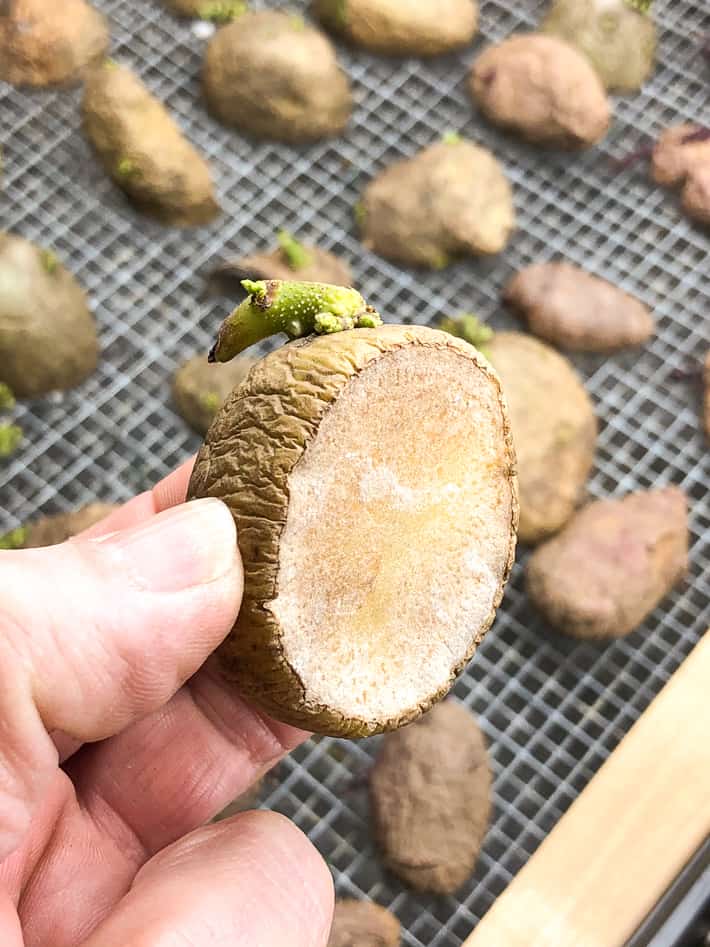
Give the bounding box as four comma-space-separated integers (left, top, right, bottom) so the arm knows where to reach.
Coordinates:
487, 332, 597, 545
328, 900, 401, 947
527, 487, 688, 639
82, 64, 220, 227
172, 354, 255, 436
188, 325, 518, 738
504, 262, 654, 352
203, 12, 352, 143
22, 503, 118, 548
361, 140, 515, 267
369, 701, 491, 894
0, 0, 109, 88
312, 0, 478, 57
704, 352, 710, 440
541, 0, 656, 93
652, 125, 710, 227
470, 34, 611, 148
0, 233, 98, 398
211, 246, 353, 295
683, 166, 710, 227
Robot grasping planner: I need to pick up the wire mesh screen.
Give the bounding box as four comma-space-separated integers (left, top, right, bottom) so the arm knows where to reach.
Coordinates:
1, 0, 709, 943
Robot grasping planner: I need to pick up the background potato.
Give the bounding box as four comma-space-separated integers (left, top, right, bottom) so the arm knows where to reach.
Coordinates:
172, 354, 255, 435
328, 900, 401, 947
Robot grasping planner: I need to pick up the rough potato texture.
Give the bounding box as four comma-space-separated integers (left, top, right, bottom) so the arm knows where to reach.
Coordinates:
211, 246, 353, 295
369, 701, 491, 894
172, 353, 255, 435
487, 332, 596, 544
361, 140, 515, 268
541, 0, 656, 92
203, 11, 352, 142
312, 0, 478, 57
527, 487, 689, 639
21, 503, 118, 548
328, 900, 401, 947
469, 34, 611, 148
652, 125, 710, 226
188, 324, 518, 736
82, 63, 220, 227
504, 261, 654, 352
0, 233, 98, 398
0, 0, 109, 87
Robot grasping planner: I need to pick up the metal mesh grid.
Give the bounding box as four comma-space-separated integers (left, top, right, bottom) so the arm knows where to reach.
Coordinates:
1, 0, 708, 942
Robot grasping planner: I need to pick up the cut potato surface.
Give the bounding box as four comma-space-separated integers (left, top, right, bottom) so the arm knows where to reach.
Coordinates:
189, 324, 517, 736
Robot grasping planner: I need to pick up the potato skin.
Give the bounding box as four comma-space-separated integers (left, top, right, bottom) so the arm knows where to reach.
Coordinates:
188, 325, 517, 737
652, 125, 710, 227
541, 0, 656, 93
312, 0, 478, 57
470, 34, 610, 148
361, 140, 515, 267
704, 351, 710, 440
0, 0, 109, 88
0, 233, 98, 398
82, 64, 220, 227
22, 503, 118, 548
527, 487, 688, 639
504, 262, 654, 352
487, 332, 596, 545
212, 246, 353, 295
172, 354, 254, 435
203, 11, 352, 143
328, 900, 401, 947
369, 701, 491, 894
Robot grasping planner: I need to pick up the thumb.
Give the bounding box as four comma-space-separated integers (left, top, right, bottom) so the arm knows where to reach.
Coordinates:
0, 498, 242, 856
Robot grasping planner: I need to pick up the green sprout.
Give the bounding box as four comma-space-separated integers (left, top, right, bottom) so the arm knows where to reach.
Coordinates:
354, 201, 367, 229
289, 13, 306, 30
624, 0, 652, 11
103, 58, 119, 70
0, 383, 15, 411
438, 313, 494, 357
277, 230, 313, 271
116, 157, 138, 179
442, 131, 462, 145
200, 391, 221, 414
0, 526, 27, 550
431, 251, 450, 271
209, 279, 382, 362
0, 424, 23, 458
40, 249, 58, 276
198, 0, 247, 22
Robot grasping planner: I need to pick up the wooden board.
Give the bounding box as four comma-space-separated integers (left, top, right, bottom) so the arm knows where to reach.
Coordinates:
464, 630, 710, 947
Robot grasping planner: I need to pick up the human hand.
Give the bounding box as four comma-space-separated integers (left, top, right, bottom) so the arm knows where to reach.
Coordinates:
0, 459, 334, 947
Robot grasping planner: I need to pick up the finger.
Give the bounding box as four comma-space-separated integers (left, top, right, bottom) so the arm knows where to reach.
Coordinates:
0, 497, 242, 860
78, 812, 334, 947
0, 889, 22, 947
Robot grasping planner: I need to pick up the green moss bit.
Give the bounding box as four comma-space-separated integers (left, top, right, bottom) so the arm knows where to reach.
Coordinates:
198, 0, 247, 22
209, 279, 383, 362
40, 249, 59, 276
0, 424, 23, 458
439, 313, 494, 357
116, 157, 138, 179
442, 131, 462, 145
354, 201, 367, 229
0, 383, 15, 411
289, 13, 306, 30
431, 251, 450, 271
624, 0, 652, 11
0, 526, 27, 550
277, 230, 313, 271
200, 391, 221, 414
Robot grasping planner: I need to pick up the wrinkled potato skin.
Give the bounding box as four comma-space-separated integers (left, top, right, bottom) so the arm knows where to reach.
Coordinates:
487, 332, 596, 544
470, 34, 611, 148
652, 125, 710, 226
527, 487, 688, 639
203, 12, 352, 142
369, 701, 491, 894
328, 900, 401, 947
0, 0, 109, 87
212, 246, 353, 294
541, 0, 656, 92
312, 0, 478, 57
504, 262, 654, 352
361, 140, 515, 267
172, 354, 255, 435
82, 64, 220, 227
22, 503, 118, 548
0, 234, 98, 398
188, 325, 517, 737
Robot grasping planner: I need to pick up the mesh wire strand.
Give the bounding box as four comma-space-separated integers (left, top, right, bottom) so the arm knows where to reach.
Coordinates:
1, 0, 709, 943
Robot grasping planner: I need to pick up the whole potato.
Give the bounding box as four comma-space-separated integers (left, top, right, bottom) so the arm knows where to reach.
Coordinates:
172, 354, 255, 436
203, 11, 352, 143
469, 34, 611, 148
360, 138, 515, 268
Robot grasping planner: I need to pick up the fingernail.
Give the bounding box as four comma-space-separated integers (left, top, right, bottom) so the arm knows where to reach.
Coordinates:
100, 498, 237, 593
